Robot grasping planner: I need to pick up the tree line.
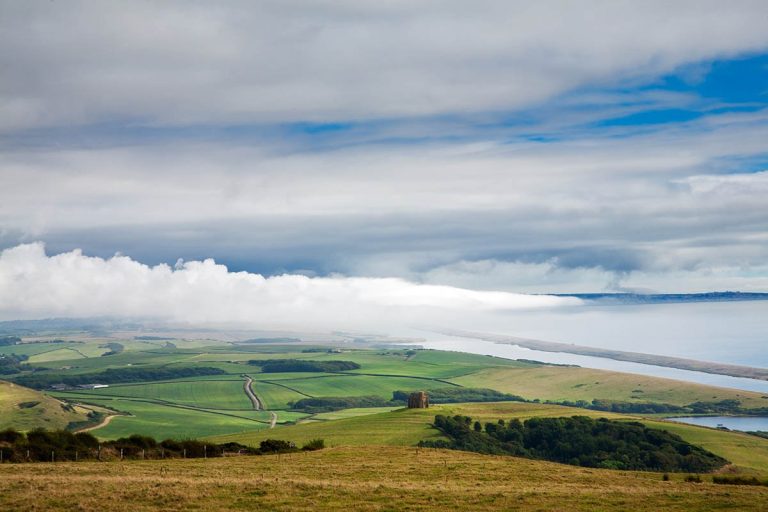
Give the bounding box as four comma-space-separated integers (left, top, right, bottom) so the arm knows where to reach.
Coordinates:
247, 359, 361, 373
10, 366, 227, 389
0, 428, 323, 463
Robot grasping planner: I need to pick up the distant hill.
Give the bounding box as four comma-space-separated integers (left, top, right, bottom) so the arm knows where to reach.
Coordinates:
0, 380, 90, 431
554, 291, 768, 304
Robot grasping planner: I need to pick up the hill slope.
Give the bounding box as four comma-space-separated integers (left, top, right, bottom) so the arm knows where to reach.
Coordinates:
209, 402, 768, 473
0, 380, 89, 431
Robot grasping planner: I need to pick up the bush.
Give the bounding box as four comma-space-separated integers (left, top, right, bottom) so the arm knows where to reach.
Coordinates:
301, 439, 325, 451
258, 439, 296, 454
0, 428, 23, 444
712, 475, 768, 487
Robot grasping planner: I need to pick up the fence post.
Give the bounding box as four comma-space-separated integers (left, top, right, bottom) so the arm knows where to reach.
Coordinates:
51, 450, 55, 463
120, 448, 123, 461
204, 445, 207, 460
1, 449, 3, 463
97, 445, 101, 461
141, 449, 145, 460
183, 448, 186, 459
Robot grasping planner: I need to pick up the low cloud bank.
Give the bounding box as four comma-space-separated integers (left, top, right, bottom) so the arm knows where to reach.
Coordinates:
0, 243, 579, 330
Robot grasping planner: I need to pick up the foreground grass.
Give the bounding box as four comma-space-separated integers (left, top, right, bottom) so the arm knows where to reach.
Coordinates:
1, 446, 766, 511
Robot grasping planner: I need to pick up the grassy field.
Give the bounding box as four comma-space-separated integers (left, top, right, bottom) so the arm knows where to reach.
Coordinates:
260, 373, 453, 399
454, 366, 768, 408
0, 380, 89, 431
48, 395, 277, 440
209, 401, 768, 474
65, 379, 253, 410
1, 446, 766, 511
248, 380, 308, 409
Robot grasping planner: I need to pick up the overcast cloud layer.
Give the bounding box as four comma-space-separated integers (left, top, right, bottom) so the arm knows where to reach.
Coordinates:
2, 0, 768, 129
2, 0, 768, 306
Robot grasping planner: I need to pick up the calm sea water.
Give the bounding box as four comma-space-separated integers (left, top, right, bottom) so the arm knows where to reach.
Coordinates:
671, 416, 768, 432
471, 301, 768, 367
413, 300, 768, 394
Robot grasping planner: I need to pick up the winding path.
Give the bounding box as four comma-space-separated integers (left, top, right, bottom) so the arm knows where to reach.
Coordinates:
243, 376, 263, 410
76, 414, 116, 433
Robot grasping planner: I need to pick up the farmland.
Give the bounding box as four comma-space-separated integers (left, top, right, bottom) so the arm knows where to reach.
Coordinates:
2, 333, 768, 443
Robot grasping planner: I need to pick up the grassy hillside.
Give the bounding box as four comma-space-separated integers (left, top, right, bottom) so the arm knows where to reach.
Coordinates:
0, 380, 90, 431
1, 446, 766, 511
454, 366, 768, 408
209, 401, 768, 474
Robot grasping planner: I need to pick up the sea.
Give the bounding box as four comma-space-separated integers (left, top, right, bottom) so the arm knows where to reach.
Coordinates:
415, 300, 768, 394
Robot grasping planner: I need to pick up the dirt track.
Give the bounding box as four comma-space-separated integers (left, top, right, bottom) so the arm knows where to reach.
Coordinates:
243, 376, 263, 410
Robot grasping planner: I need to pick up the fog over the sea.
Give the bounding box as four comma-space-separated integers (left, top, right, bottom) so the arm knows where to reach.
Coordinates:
0, 243, 578, 330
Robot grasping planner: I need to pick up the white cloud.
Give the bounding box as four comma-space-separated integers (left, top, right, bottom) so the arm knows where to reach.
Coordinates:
0, 243, 579, 328
1, 1, 768, 129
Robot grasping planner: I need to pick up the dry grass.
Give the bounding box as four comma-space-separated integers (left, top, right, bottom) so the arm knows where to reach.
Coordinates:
1, 446, 767, 511
454, 366, 768, 408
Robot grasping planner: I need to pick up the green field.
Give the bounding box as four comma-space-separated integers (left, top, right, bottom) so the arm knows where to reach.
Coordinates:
454, 365, 768, 407
48, 395, 277, 440
260, 373, 452, 399
65, 379, 253, 410
248, 380, 307, 409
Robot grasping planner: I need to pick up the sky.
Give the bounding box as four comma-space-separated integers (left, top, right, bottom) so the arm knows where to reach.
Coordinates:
1, 1, 768, 326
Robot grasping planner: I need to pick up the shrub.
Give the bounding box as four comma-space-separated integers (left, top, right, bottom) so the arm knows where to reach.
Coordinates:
258, 439, 296, 454
301, 439, 325, 451
712, 475, 768, 487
